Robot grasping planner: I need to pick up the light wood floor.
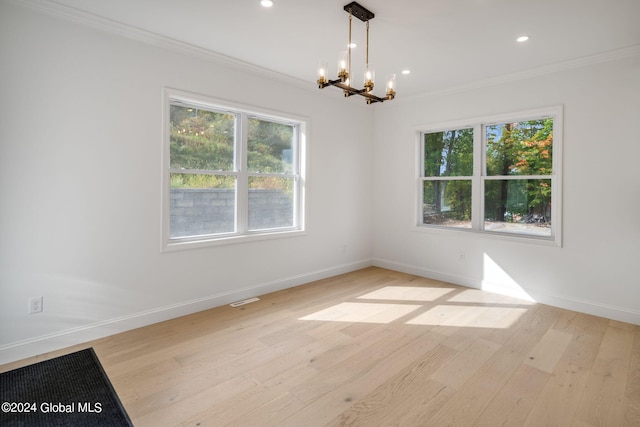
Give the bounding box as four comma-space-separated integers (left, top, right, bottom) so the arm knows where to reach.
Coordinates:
3, 267, 640, 426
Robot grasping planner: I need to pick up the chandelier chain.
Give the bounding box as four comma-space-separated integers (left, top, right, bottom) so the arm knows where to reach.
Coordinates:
348, 11, 352, 85
366, 20, 369, 70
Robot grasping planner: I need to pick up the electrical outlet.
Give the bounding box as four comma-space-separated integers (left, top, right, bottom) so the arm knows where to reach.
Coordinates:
29, 296, 43, 314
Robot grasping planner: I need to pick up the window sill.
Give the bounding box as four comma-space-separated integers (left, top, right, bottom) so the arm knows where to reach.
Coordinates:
162, 229, 307, 252
414, 224, 561, 247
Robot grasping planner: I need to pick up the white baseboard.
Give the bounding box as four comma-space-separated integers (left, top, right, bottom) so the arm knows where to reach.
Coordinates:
373, 258, 640, 326
0, 259, 372, 365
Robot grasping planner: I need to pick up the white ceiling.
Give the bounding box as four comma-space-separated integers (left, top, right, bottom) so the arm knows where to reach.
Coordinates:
47, 0, 640, 98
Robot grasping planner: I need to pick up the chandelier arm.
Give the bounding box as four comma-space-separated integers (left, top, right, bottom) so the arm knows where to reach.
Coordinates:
319, 80, 388, 103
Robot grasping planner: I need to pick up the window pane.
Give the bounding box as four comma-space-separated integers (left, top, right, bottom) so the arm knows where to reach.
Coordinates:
248, 118, 295, 173
422, 180, 472, 228
170, 173, 236, 238
484, 179, 551, 236
248, 176, 295, 230
169, 104, 235, 171
486, 118, 553, 176
424, 128, 473, 177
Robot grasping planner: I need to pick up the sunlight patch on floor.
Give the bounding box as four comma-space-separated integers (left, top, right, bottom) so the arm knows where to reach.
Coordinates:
357, 286, 456, 302
299, 302, 422, 324
299, 280, 532, 328
406, 305, 528, 328
448, 289, 536, 305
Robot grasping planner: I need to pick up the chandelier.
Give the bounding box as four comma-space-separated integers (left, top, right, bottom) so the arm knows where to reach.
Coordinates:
317, 2, 396, 104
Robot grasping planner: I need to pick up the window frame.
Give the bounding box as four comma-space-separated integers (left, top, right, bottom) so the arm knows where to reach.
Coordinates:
162, 88, 307, 251
416, 106, 563, 246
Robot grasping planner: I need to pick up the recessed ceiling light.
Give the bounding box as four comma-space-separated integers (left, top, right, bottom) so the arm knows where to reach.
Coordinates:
401, 69, 411, 75
348, 42, 357, 48
516, 35, 530, 42
260, 0, 274, 7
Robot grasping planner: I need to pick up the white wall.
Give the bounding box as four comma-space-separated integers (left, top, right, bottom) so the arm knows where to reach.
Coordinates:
0, 2, 373, 363
2, 1, 639, 366
372, 54, 640, 323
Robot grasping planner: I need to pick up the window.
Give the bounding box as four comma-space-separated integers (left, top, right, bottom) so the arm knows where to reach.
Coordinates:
418, 107, 562, 244
422, 128, 474, 229
163, 90, 305, 249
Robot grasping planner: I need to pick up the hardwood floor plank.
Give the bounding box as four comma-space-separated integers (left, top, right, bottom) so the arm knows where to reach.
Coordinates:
132, 372, 259, 426
424, 303, 560, 425
524, 328, 574, 373
573, 320, 635, 426
334, 343, 456, 426
281, 328, 444, 426
623, 327, 640, 426
224, 392, 305, 427
181, 383, 285, 426
287, 326, 429, 405
523, 312, 609, 426
474, 364, 550, 426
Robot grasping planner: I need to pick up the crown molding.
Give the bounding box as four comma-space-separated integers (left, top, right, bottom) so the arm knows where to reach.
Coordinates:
401, 44, 640, 101
4, 0, 314, 92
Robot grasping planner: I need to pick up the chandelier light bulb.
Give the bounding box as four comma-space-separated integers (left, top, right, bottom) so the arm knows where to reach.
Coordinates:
386, 74, 396, 100
386, 74, 396, 90
338, 52, 348, 73
365, 70, 373, 81
318, 61, 328, 78
338, 51, 349, 81
364, 68, 375, 88
317, 60, 328, 86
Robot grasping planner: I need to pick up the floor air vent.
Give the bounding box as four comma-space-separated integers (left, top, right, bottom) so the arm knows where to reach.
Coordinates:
229, 297, 260, 307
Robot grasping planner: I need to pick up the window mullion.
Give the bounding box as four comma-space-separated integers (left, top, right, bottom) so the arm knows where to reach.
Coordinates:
417, 133, 425, 227
168, 168, 237, 176
473, 124, 484, 231
484, 174, 549, 181
236, 113, 249, 234
291, 123, 299, 228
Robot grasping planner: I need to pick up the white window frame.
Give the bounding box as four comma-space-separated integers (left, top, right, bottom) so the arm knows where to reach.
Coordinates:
416, 106, 563, 246
162, 88, 307, 251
